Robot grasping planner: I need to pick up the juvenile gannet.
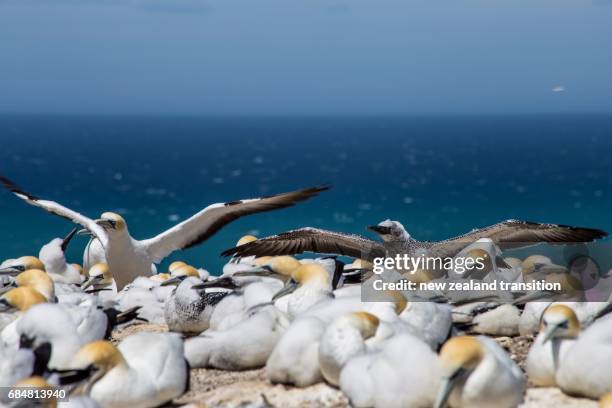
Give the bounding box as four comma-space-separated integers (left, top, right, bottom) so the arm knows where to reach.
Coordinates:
62, 333, 187, 407
223, 219, 607, 262
0, 175, 327, 289
164, 270, 228, 335
319, 312, 380, 386
435, 335, 525, 408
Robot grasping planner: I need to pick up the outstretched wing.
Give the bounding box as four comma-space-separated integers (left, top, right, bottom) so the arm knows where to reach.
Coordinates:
142, 186, 328, 263
0, 175, 109, 247
221, 227, 386, 260
429, 219, 607, 258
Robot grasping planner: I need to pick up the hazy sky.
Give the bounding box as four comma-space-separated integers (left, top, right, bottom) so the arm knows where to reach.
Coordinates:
1, 0, 611, 115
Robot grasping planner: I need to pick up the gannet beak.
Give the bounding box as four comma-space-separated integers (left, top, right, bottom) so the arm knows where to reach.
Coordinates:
191, 277, 240, 291
233, 266, 281, 279
77, 228, 93, 236
81, 275, 102, 290
542, 324, 562, 344
61, 227, 79, 252
55, 364, 99, 386
368, 225, 391, 235
272, 279, 299, 301
0, 265, 25, 275
160, 276, 186, 287
0, 282, 17, 296
0, 298, 15, 313
434, 370, 463, 408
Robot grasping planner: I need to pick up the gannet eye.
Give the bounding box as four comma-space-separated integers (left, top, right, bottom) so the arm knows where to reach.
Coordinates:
558, 321, 569, 329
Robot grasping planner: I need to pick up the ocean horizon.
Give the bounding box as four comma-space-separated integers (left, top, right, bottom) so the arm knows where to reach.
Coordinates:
1, 114, 611, 273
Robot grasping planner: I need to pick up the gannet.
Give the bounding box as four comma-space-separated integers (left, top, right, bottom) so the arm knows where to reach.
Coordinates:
16, 303, 84, 369
164, 268, 228, 335
61, 333, 187, 408
39, 227, 82, 284
339, 333, 440, 408
435, 335, 525, 408
0, 345, 50, 388
223, 219, 607, 262
184, 303, 290, 370
526, 304, 579, 387
272, 263, 334, 319
0, 175, 327, 289
319, 312, 380, 386
266, 315, 327, 387
528, 304, 612, 398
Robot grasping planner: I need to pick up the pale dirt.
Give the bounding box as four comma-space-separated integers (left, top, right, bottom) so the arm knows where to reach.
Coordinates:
111, 324, 596, 408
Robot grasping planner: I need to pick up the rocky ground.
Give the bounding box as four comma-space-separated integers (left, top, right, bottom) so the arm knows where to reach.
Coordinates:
111, 324, 597, 408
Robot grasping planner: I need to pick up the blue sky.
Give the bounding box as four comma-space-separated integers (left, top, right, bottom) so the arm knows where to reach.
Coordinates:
1, 0, 611, 115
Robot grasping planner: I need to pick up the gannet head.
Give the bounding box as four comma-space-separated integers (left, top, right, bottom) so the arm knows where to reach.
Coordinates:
63, 340, 126, 389
73, 340, 125, 372
161, 264, 200, 286
169, 261, 187, 273
0, 287, 47, 312
436, 336, 485, 408
150, 272, 171, 283
15, 269, 55, 301
272, 263, 330, 301
540, 304, 580, 343
0, 256, 45, 275
267, 256, 302, 276
368, 219, 410, 242
81, 263, 113, 290
347, 311, 380, 339
522, 255, 552, 276
96, 212, 127, 234
236, 235, 257, 247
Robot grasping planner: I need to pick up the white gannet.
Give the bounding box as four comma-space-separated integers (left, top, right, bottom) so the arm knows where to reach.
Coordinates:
39, 228, 82, 284
0, 175, 327, 289
526, 304, 579, 387
184, 303, 289, 370
16, 303, 84, 369
266, 315, 327, 387
435, 335, 525, 408
339, 333, 440, 408
0, 344, 50, 388
318, 311, 380, 386
528, 304, 612, 398
222, 219, 607, 263
272, 263, 334, 319
62, 333, 187, 408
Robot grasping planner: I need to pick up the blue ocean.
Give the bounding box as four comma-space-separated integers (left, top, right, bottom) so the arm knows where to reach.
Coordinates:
1, 115, 611, 273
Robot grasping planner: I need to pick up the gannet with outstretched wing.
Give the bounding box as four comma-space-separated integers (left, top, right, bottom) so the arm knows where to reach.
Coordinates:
222, 219, 607, 260
0, 175, 327, 289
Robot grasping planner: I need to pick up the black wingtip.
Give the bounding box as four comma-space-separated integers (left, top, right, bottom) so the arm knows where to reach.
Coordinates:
0, 174, 39, 201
